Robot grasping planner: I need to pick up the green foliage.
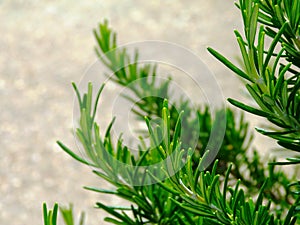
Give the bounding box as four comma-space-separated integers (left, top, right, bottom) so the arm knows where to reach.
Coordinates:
43, 203, 58, 225
208, 0, 300, 157
60, 204, 86, 225
43, 203, 85, 225
57, 79, 298, 224
44, 0, 300, 224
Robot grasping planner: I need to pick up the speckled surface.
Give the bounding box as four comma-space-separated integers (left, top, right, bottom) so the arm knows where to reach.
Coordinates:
0, 1, 276, 224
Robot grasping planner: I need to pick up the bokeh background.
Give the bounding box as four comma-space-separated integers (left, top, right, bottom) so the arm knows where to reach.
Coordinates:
0, 1, 277, 224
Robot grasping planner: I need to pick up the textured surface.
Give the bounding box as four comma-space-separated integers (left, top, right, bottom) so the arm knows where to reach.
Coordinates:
0, 1, 276, 224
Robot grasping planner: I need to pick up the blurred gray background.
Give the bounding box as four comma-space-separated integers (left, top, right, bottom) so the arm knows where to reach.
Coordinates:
0, 0, 277, 224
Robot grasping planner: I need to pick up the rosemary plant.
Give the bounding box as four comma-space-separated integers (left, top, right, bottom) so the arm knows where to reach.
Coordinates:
208, 0, 300, 154
44, 0, 300, 224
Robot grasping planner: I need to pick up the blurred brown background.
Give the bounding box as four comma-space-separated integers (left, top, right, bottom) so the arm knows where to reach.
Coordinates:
0, 1, 276, 224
